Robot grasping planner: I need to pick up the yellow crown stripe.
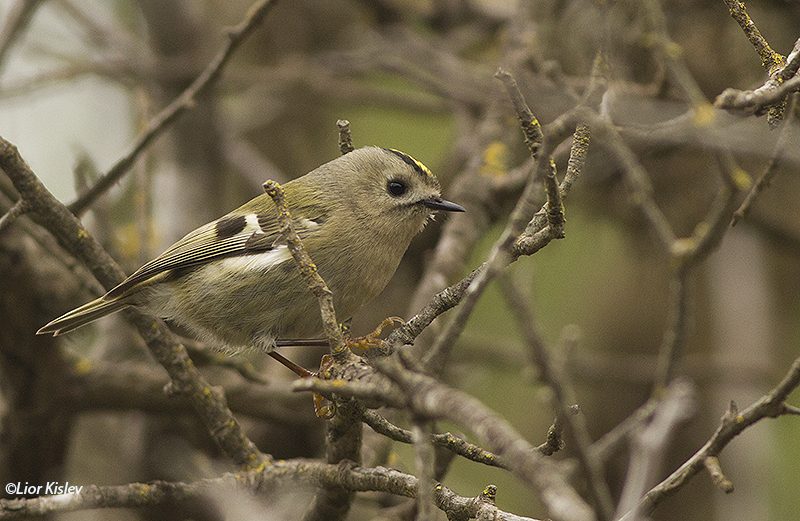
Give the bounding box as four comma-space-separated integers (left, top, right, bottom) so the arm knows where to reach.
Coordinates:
384, 148, 433, 179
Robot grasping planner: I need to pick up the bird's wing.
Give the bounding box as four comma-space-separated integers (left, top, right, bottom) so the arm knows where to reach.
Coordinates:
104, 207, 323, 300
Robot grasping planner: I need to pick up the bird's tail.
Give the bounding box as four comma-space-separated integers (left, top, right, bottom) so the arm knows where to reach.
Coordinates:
37, 297, 129, 336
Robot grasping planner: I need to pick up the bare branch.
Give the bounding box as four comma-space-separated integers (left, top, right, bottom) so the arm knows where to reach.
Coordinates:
0, 135, 267, 468
714, 77, 800, 116
360, 408, 508, 468
732, 95, 797, 225
0, 461, 543, 521
499, 276, 614, 521
375, 358, 596, 521
0, 0, 45, 72
637, 355, 800, 516
263, 180, 343, 354
615, 379, 697, 521
337, 119, 354, 155
495, 68, 544, 158
721, 0, 785, 74
720, 0, 791, 125
66, 0, 278, 216
303, 400, 362, 521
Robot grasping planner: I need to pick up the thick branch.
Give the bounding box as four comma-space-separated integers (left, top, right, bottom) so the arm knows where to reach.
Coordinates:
0, 461, 543, 521
0, 136, 267, 468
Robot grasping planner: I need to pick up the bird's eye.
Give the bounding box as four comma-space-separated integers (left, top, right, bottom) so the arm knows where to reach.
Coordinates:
387, 179, 407, 197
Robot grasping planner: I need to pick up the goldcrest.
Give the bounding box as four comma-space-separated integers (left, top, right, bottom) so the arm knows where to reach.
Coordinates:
37, 147, 465, 352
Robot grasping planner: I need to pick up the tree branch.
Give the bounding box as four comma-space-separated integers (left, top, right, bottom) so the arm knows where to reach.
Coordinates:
66, 0, 278, 217
0, 136, 267, 468
0, 460, 544, 521
637, 354, 800, 516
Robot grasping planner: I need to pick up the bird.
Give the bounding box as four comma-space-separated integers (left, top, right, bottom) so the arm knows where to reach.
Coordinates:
37, 147, 465, 354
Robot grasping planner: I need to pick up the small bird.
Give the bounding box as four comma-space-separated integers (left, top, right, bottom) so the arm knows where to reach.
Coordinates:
37, 147, 465, 353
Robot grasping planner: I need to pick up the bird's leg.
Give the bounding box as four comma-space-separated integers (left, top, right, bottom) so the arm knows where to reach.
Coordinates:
267, 349, 335, 419
274, 338, 329, 348
269, 317, 404, 417
267, 351, 315, 377
346, 316, 405, 355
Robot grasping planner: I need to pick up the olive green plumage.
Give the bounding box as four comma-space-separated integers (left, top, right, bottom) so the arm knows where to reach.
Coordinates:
37, 147, 465, 352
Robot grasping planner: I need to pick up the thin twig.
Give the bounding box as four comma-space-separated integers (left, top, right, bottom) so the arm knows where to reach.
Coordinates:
0, 198, 29, 233
535, 410, 573, 456
651, 270, 691, 392
731, 95, 796, 225
512, 120, 592, 256
641, 0, 708, 110
653, 151, 745, 391
499, 276, 614, 521
411, 421, 437, 521
721, 0, 785, 74
715, 76, 800, 115
421, 69, 570, 375
0, 0, 45, 73
637, 355, 800, 516
360, 408, 508, 467
263, 180, 344, 355
386, 267, 479, 353
67, 0, 278, 216
614, 379, 697, 521
337, 119, 354, 155
494, 69, 544, 157
592, 119, 676, 252
589, 399, 658, 463
720, 0, 789, 125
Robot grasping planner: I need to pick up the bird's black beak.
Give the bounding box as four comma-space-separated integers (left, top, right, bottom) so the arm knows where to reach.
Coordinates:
422, 197, 466, 212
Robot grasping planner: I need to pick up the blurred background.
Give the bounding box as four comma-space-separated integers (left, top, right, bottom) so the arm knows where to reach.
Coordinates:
1, 0, 799, 520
